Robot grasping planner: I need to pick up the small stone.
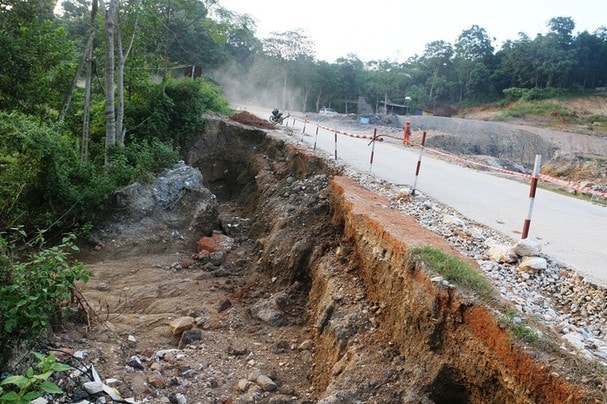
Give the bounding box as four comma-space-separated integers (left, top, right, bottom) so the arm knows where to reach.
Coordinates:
255, 374, 277, 392
217, 299, 232, 313
299, 339, 313, 351
179, 328, 202, 348
238, 378, 251, 392
148, 371, 166, 388
97, 283, 110, 291
168, 392, 187, 404
169, 316, 195, 335
127, 356, 144, 370
83, 380, 104, 394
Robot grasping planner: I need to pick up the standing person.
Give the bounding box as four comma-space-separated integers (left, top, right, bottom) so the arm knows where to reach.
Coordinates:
403, 121, 411, 146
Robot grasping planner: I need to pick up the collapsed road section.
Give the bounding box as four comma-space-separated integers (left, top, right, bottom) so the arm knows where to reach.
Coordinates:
186, 116, 603, 402
74, 115, 605, 403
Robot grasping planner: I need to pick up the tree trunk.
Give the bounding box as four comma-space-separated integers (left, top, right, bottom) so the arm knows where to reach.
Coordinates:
116, 1, 139, 147
116, 30, 125, 147
104, 0, 118, 167
81, 0, 98, 161
59, 0, 98, 124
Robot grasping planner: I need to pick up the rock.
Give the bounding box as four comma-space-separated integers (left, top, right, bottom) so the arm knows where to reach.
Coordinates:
299, 339, 313, 351
238, 378, 251, 392
268, 394, 295, 403
217, 299, 232, 312
83, 380, 104, 394
250, 305, 286, 327
126, 356, 144, 370
513, 237, 542, 257
97, 283, 110, 291
250, 296, 287, 327
169, 316, 195, 335
486, 241, 517, 263
168, 392, 187, 404
255, 374, 277, 392
148, 371, 166, 388
518, 256, 547, 271
178, 328, 202, 348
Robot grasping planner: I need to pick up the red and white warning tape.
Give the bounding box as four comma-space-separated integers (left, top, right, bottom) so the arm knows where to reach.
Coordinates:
288, 117, 606, 200
292, 117, 383, 141
422, 146, 607, 200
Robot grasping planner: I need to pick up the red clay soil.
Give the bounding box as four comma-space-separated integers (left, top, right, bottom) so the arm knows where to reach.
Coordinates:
324, 176, 597, 403
229, 111, 276, 129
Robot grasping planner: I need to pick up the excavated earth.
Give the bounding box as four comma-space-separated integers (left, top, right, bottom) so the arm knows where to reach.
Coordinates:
53, 115, 607, 403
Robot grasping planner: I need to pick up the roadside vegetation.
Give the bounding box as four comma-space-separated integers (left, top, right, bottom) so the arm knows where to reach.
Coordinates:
410, 246, 496, 299
0, 0, 606, 389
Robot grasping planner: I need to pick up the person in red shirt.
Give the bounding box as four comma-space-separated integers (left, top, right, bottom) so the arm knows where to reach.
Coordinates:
403, 121, 411, 146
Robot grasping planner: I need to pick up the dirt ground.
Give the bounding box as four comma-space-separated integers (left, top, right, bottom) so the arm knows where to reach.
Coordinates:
51, 104, 607, 403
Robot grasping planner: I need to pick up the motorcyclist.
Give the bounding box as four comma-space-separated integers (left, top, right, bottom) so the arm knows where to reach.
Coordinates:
272, 108, 283, 120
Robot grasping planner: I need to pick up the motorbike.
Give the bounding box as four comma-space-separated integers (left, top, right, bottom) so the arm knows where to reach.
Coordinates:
268, 108, 290, 125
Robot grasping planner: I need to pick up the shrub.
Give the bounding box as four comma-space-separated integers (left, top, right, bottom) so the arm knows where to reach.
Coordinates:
0, 352, 72, 402
0, 230, 91, 368
125, 77, 231, 151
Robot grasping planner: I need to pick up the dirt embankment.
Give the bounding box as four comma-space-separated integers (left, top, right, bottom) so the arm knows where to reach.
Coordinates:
60, 116, 605, 403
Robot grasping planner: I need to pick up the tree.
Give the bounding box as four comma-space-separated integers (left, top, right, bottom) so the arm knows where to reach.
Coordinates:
454, 25, 494, 101
103, 0, 118, 167
420, 40, 453, 108
260, 30, 315, 109
0, 0, 73, 119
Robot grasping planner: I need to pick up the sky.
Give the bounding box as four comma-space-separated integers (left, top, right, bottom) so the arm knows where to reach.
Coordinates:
217, 0, 606, 63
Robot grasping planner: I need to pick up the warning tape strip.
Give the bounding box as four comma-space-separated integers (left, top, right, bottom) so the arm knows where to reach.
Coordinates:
292, 117, 384, 141
422, 145, 607, 200
289, 117, 606, 200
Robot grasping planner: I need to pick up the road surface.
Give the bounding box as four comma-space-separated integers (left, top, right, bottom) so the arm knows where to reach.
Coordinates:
239, 106, 607, 287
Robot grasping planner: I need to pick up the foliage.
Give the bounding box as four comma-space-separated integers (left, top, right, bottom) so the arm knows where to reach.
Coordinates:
0, 352, 72, 403
106, 139, 180, 185
498, 101, 575, 121
410, 246, 496, 299
503, 86, 571, 102
0, 111, 111, 231
126, 78, 230, 151
0, 231, 91, 367
0, 11, 75, 121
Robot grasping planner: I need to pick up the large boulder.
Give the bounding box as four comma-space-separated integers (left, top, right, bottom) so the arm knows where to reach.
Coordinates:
91, 162, 219, 256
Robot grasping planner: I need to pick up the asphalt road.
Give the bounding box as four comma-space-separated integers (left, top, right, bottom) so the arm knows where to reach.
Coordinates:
240, 106, 607, 287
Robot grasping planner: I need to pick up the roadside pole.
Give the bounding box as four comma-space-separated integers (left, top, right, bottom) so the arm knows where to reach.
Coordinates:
522, 154, 542, 239
313, 126, 319, 150
334, 128, 338, 161
411, 131, 427, 196
368, 128, 379, 174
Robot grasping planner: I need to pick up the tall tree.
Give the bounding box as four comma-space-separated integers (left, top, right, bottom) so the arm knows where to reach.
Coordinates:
0, 0, 73, 118
103, 0, 118, 167
420, 40, 453, 108
454, 25, 494, 101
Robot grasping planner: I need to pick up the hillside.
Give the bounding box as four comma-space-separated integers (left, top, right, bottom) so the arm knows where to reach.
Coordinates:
460, 94, 607, 136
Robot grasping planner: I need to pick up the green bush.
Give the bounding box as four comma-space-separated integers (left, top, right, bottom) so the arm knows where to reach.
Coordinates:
0, 352, 72, 403
107, 139, 180, 185
125, 77, 231, 150
0, 231, 91, 367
